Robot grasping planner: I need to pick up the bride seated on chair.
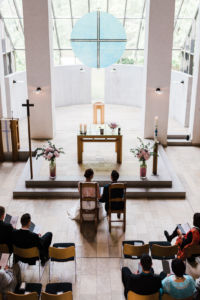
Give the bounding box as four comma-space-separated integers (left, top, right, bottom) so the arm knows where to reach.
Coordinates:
67, 168, 105, 221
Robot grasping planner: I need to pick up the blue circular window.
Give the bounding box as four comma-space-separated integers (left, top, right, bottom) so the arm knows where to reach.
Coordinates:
71, 11, 127, 68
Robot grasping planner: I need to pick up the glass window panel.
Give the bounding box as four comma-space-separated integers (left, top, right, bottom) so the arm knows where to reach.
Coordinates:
173, 19, 193, 48
53, 50, 61, 65
71, 12, 97, 39
100, 12, 126, 39
138, 19, 145, 49
15, 0, 23, 18
52, 20, 59, 49
15, 50, 25, 71
109, 0, 126, 18
56, 19, 72, 48
175, 0, 182, 18
0, 0, 18, 17
118, 49, 135, 64
135, 50, 144, 64
90, 0, 107, 12
172, 50, 181, 71
179, 0, 199, 18
71, 0, 88, 17
52, 0, 70, 17
100, 41, 126, 67
4, 19, 24, 49
126, 0, 145, 18
71, 41, 97, 67
125, 19, 141, 49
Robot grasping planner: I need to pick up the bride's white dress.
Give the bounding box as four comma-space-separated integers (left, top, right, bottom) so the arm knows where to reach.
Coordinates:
67, 181, 106, 221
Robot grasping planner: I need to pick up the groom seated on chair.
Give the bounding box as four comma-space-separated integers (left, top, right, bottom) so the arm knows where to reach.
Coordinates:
99, 170, 124, 218
12, 213, 52, 266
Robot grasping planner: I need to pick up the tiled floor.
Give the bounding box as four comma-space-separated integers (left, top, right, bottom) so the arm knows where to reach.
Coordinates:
1, 104, 200, 299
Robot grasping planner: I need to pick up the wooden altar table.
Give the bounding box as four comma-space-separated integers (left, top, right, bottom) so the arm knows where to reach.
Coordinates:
77, 132, 122, 164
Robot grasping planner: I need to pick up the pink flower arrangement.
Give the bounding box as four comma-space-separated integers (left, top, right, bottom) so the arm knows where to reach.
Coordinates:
108, 122, 118, 130
130, 137, 153, 163
36, 141, 64, 162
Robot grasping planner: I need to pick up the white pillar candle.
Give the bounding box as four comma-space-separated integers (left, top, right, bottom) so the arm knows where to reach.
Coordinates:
80, 123, 82, 132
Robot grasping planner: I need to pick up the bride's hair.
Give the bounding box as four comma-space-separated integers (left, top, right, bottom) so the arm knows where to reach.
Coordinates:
84, 168, 94, 179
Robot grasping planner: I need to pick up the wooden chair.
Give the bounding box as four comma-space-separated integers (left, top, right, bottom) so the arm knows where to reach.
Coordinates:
0, 244, 10, 253
185, 244, 200, 258
49, 243, 76, 282
122, 242, 149, 267
128, 291, 159, 300
123, 243, 150, 258
162, 294, 194, 300
13, 246, 41, 281
7, 292, 38, 300
41, 291, 72, 300
80, 182, 98, 232
150, 244, 178, 260
108, 183, 127, 232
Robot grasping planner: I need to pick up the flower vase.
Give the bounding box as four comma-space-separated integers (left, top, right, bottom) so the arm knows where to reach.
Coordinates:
140, 161, 147, 179
49, 160, 56, 179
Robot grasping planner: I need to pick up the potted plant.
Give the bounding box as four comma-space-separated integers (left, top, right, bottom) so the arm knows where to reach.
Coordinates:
36, 141, 64, 179
130, 137, 153, 179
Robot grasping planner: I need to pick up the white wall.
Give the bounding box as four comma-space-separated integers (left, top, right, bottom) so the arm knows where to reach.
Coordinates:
169, 71, 193, 127
5, 71, 27, 119
4, 65, 192, 132
105, 65, 144, 107
54, 65, 91, 107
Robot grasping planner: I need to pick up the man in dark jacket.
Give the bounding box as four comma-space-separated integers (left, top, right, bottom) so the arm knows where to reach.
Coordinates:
100, 170, 124, 217
0, 206, 13, 252
12, 213, 52, 266
122, 254, 164, 298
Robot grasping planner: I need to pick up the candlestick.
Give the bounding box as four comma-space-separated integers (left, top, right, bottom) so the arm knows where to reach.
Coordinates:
84, 124, 87, 133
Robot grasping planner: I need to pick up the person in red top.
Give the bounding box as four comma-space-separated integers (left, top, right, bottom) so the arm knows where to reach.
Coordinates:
164, 213, 200, 260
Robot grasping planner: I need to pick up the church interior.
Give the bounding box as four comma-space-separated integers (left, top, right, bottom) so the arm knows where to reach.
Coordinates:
1, 0, 200, 300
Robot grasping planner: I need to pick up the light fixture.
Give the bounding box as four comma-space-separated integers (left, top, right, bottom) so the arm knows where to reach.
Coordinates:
111, 67, 117, 72
13, 79, 25, 84
35, 87, 42, 94
80, 67, 85, 73
155, 88, 163, 95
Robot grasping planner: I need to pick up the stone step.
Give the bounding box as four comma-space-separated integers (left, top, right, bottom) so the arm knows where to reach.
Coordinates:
25, 176, 172, 188
13, 186, 185, 199
167, 139, 192, 146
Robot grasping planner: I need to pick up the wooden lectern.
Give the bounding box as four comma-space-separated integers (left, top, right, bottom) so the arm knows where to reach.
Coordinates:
0, 119, 20, 162
93, 102, 105, 124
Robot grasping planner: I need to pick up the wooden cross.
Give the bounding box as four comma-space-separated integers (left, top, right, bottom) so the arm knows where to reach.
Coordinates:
22, 99, 34, 179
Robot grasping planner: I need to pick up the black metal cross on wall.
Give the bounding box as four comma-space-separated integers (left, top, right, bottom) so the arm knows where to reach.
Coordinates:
22, 99, 34, 179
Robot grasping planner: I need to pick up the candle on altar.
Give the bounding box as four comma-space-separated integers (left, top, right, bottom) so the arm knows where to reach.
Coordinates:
84, 124, 87, 132
80, 123, 82, 133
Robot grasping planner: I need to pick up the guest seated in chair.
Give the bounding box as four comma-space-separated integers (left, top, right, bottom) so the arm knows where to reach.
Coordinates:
162, 258, 196, 299
122, 254, 164, 299
67, 168, 105, 221
0, 206, 14, 252
99, 170, 124, 218
0, 263, 21, 300
164, 213, 200, 260
12, 213, 52, 266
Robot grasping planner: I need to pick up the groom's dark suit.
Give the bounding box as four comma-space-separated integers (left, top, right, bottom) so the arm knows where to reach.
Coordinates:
99, 182, 124, 212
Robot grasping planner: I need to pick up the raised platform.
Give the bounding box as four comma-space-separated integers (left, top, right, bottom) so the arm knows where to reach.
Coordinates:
13, 145, 186, 199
